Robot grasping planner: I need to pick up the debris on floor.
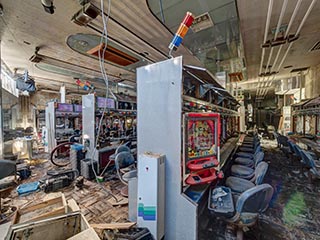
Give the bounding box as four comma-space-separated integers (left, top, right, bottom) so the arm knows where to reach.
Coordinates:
1, 152, 130, 239
246, 139, 320, 240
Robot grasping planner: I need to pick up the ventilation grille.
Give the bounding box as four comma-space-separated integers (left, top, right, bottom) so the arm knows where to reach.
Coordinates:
87, 44, 139, 66
309, 41, 320, 52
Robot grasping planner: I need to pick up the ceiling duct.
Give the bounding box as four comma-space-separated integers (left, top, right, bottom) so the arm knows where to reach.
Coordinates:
309, 41, 320, 52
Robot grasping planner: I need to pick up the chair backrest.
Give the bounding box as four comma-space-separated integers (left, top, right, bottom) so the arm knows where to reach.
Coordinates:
115, 152, 135, 170
254, 162, 268, 185
254, 151, 264, 166
292, 144, 303, 159
0, 160, 16, 179
254, 145, 262, 156
236, 184, 273, 214
300, 150, 316, 169
287, 140, 295, 153
115, 145, 131, 155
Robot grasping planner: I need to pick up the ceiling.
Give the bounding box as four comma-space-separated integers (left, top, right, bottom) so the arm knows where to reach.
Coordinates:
0, 0, 202, 93
1, 0, 319, 99
237, 0, 320, 95
148, 0, 243, 75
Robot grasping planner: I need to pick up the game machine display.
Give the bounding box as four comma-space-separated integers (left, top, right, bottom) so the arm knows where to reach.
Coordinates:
82, 94, 120, 173
115, 93, 137, 111
45, 102, 82, 153
183, 113, 223, 187
112, 93, 137, 149
137, 56, 239, 239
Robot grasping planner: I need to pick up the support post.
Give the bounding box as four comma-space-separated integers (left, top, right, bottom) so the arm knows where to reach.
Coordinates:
0, 41, 3, 158
60, 85, 66, 103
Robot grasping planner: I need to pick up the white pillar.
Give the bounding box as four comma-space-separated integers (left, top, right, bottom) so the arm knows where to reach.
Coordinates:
60, 85, 66, 103
0, 41, 3, 158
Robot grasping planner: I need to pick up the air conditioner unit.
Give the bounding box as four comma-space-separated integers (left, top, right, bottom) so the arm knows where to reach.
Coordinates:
137, 152, 165, 240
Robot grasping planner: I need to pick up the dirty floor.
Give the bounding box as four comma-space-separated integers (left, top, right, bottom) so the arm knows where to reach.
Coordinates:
1, 153, 128, 239
246, 139, 320, 240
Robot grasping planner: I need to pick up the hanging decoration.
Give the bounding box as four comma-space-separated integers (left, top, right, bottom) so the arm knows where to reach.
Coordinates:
75, 78, 95, 91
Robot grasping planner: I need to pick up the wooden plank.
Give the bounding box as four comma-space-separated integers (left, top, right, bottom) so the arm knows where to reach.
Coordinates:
28, 207, 66, 222
12, 194, 68, 224
91, 222, 136, 230
108, 197, 128, 206
19, 197, 61, 214
67, 228, 100, 240
68, 199, 80, 212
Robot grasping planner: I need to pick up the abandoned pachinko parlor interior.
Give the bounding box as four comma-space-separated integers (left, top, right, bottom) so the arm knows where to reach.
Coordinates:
0, 0, 320, 239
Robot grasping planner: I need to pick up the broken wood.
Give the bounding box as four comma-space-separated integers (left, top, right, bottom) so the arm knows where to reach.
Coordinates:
12, 193, 67, 224
91, 222, 136, 230
107, 197, 128, 206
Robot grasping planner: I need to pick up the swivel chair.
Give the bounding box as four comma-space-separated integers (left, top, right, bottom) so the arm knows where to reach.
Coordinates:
226, 184, 274, 240
114, 152, 137, 197
226, 162, 269, 194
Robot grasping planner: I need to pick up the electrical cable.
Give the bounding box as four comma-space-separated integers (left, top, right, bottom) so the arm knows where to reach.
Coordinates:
85, 0, 121, 203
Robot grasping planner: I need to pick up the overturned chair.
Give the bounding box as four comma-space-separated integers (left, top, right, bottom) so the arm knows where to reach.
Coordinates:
209, 184, 274, 240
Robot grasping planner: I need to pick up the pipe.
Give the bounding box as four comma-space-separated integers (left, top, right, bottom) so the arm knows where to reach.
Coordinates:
258, 0, 274, 74
285, 0, 303, 37
276, 0, 317, 72
262, 0, 288, 76
274, 0, 288, 40
262, 0, 288, 77
295, 0, 317, 35
258, 76, 270, 96
257, 0, 274, 97
260, 0, 317, 99
261, 75, 276, 97
271, 0, 302, 71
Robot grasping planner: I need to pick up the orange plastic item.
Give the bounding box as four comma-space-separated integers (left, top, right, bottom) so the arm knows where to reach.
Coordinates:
185, 168, 217, 185
187, 157, 219, 171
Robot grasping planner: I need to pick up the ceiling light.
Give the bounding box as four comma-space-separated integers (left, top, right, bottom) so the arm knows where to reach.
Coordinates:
29, 53, 102, 78
71, 3, 100, 26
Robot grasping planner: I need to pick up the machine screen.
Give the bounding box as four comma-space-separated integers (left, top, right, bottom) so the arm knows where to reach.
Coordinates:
97, 97, 115, 109
187, 118, 216, 159
57, 103, 73, 112
74, 104, 82, 112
